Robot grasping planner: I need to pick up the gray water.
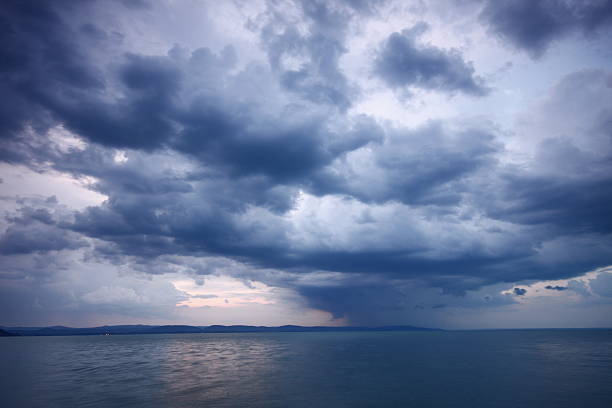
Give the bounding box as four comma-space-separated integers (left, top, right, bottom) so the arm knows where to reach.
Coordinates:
1, 330, 611, 407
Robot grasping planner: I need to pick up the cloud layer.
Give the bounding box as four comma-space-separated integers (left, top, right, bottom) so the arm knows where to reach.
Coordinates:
1, 0, 612, 327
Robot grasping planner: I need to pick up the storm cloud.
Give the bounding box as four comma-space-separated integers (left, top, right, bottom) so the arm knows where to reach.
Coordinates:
480, 0, 612, 57
1, 0, 611, 327
374, 23, 488, 95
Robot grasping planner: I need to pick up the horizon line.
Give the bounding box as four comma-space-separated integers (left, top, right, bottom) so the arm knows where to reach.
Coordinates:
3, 323, 612, 331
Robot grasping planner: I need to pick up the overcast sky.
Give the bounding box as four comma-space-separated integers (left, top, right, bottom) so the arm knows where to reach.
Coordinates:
1, 0, 612, 329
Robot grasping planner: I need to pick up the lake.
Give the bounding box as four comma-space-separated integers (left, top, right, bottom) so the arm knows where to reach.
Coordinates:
1, 330, 611, 407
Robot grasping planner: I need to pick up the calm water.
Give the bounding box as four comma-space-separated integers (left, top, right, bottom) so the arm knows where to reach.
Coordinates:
1, 330, 611, 407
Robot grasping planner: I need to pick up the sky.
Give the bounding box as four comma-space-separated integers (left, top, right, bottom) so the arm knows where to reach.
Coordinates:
1, 0, 612, 329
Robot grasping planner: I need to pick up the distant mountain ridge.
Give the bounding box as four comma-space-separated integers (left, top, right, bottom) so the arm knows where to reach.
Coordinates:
1, 324, 441, 337
0, 328, 19, 336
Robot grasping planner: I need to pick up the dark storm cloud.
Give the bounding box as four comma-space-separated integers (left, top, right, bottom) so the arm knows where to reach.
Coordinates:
0, 0, 375, 182
174, 107, 377, 183
1, 0, 612, 325
42, 135, 525, 287
258, 0, 375, 109
0, 197, 87, 255
0, 0, 177, 160
297, 283, 412, 322
309, 120, 499, 206
0, 0, 101, 116
57, 53, 181, 150
165, 69, 612, 301
0, 0, 90, 148
293, 276, 517, 325
52, 151, 540, 294
65, 184, 584, 299
0, 223, 86, 255
485, 172, 612, 234
374, 23, 488, 95
481, 70, 612, 239
480, 0, 612, 57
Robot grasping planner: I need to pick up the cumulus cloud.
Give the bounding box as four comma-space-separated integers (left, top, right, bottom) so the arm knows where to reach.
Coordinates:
0, 223, 86, 255
373, 22, 488, 96
0, 0, 611, 326
309, 120, 499, 205
480, 0, 612, 57
484, 70, 612, 241
257, 0, 384, 109
0, 196, 87, 255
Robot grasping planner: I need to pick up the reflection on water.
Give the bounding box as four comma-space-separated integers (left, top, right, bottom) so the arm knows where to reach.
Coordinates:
1, 330, 611, 407
159, 336, 283, 407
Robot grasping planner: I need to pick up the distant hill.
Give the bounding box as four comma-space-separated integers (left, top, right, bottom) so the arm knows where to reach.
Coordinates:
2, 324, 442, 337
0, 328, 19, 336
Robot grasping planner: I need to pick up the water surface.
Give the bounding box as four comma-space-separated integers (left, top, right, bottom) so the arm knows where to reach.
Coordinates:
1, 330, 611, 407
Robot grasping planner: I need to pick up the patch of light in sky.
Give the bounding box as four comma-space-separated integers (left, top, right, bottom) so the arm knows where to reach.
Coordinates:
0, 164, 106, 210
173, 275, 277, 308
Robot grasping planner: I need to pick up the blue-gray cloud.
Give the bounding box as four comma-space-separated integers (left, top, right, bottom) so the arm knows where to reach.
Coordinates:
480, 0, 612, 57
1, 0, 611, 325
374, 23, 488, 95
258, 0, 366, 110
0, 198, 87, 255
